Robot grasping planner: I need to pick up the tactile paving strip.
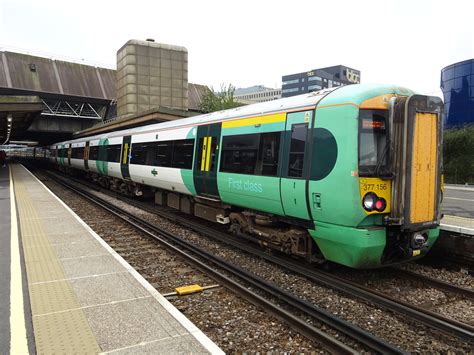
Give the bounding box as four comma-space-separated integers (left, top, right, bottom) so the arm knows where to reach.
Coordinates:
12, 166, 101, 354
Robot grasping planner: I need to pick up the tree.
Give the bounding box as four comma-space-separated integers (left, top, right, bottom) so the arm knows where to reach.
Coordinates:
443, 124, 474, 184
198, 83, 244, 113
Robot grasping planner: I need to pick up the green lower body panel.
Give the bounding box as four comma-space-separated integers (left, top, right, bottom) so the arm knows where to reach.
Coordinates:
427, 228, 440, 247
310, 222, 441, 268
309, 222, 386, 268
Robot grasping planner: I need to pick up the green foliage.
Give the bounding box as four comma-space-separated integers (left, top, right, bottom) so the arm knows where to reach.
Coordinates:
198, 84, 244, 113
443, 125, 474, 184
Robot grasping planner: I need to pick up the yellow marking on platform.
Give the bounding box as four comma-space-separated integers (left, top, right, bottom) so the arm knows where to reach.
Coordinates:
175, 284, 204, 295
9, 166, 29, 354
11, 165, 101, 354
222, 112, 286, 128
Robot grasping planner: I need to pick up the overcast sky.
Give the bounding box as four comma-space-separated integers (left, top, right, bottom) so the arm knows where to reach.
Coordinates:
1, 0, 473, 97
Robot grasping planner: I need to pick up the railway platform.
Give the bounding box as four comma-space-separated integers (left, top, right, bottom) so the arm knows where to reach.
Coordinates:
441, 215, 474, 235
437, 215, 474, 266
0, 163, 222, 354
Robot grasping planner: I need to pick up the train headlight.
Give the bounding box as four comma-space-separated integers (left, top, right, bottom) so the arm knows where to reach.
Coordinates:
374, 198, 387, 212
362, 192, 377, 211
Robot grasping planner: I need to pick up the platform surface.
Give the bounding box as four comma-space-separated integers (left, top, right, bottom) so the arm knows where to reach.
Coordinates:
0, 164, 12, 354
442, 184, 474, 219
4, 164, 222, 354
441, 215, 474, 235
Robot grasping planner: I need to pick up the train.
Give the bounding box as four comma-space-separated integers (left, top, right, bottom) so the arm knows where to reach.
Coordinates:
28, 84, 444, 268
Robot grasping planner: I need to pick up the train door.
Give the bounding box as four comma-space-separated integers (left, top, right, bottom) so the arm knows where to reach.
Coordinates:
280, 111, 313, 220
390, 95, 443, 228
120, 135, 132, 180
67, 144, 72, 167
84, 141, 90, 170
193, 123, 221, 198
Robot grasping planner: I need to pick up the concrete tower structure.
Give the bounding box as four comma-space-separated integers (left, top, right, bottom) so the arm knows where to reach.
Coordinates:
116, 39, 188, 118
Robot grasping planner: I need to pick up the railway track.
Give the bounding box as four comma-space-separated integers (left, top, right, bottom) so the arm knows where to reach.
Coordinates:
391, 268, 474, 302
56, 172, 474, 344
39, 168, 404, 354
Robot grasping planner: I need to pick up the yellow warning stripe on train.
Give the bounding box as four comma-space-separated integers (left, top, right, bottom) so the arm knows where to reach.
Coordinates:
222, 113, 286, 129
200, 137, 208, 171
205, 137, 212, 171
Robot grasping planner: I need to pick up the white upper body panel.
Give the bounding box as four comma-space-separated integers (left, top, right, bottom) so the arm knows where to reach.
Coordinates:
54, 88, 337, 147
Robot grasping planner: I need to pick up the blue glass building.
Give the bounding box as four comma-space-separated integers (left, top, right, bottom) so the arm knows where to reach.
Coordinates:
440, 59, 474, 128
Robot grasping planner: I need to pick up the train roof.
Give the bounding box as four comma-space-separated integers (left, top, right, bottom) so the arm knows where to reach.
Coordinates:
55, 83, 415, 146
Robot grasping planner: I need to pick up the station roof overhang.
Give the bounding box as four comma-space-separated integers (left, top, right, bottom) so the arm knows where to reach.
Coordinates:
73, 105, 199, 139
0, 95, 44, 145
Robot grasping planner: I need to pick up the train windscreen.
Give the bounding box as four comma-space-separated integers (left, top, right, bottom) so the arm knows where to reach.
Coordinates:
358, 109, 389, 177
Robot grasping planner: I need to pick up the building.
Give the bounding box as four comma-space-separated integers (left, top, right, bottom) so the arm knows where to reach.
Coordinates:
281, 65, 360, 97
234, 85, 282, 104
440, 59, 474, 128
116, 39, 188, 118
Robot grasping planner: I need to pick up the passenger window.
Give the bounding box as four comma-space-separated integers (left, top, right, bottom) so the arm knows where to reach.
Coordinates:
258, 132, 281, 176
130, 139, 194, 168
156, 142, 172, 167
221, 133, 280, 176
208, 137, 217, 171
288, 124, 308, 178
106, 145, 121, 163
172, 139, 194, 169
221, 134, 259, 174
89, 146, 99, 160
130, 143, 147, 165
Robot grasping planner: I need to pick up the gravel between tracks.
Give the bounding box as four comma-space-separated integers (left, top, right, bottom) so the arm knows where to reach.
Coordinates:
328, 266, 474, 325
42, 174, 473, 353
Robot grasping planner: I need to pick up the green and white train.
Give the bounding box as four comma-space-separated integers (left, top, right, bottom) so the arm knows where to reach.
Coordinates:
47, 84, 444, 268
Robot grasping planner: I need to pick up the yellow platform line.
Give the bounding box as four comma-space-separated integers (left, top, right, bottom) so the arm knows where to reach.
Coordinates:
11, 165, 101, 354
9, 165, 29, 354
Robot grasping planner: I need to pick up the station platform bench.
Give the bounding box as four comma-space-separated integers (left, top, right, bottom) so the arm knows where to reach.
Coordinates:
0, 163, 222, 354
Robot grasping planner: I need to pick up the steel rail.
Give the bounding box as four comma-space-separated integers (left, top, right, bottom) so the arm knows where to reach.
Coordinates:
42, 170, 404, 355
391, 268, 474, 302
100, 189, 474, 343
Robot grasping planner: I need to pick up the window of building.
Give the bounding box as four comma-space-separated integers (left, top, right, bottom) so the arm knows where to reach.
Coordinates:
308, 76, 322, 81
288, 124, 308, 178
283, 79, 299, 85
282, 87, 299, 94
308, 85, 322, 91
